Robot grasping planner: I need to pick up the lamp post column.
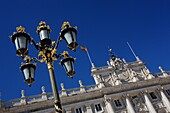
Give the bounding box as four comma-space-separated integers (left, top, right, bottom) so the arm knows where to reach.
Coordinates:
47, 62, 62, 113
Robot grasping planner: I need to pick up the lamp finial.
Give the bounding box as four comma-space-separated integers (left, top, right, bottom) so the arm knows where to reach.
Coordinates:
16, 26, 25, 33
37, 21, 51, 33
61, 21, 70, 30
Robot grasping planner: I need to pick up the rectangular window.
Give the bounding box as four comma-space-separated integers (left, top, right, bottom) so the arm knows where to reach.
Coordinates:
149, 92, 157, 99
114, 99, 122, 107
95, 104, 102, 112
75, 108, 82, 113
166, 89, 170, 96
132, 96, 137, 99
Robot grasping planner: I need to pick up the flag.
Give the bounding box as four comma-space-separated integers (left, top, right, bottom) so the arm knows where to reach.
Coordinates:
80, 46, 88, 52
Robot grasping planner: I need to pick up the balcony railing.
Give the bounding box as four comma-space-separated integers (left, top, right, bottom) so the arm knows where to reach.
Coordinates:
1, 84, 97, 108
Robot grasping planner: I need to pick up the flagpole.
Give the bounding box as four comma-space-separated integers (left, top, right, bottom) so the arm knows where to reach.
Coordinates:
86, 50, 95, 68
80, 46, 95, 68
127, 42, 137, 58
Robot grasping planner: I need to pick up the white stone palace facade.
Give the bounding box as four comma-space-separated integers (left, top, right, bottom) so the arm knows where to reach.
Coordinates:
1, 49, 170, 113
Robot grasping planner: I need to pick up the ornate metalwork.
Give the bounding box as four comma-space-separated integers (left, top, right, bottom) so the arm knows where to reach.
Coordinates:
37, 21, 51, 33
61, 21, 71, 30
16, 26, 25, 33
10, 21, 78, 113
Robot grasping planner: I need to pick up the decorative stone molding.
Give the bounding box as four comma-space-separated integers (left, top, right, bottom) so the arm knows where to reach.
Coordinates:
114, 78, 122, 85
142, 67, 155, 79
92, 74, 99, 85
145, 73, 155, 80
79, 80, 86, 93
41, 86, 46, 94
20, 90, 26, 105
131, 70, 139, 82
104, 95, 112, 103
85, 104, 93, 113
159, 66, 169, 77
41, 86, 47, 100
61, 83, 68, 97
64, 107, 72, 113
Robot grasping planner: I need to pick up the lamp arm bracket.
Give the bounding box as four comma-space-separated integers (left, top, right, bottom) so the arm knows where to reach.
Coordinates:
54, 36, 62, 50
22, 56, 37, 65
30, 38, 39, 50
38, 51, 46, 63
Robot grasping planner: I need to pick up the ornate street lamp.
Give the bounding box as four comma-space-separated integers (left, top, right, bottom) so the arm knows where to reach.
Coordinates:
60, 51, 75, 78
20, 56, 36, 87
60, 22, 78, 51
37, 21, 52, 47
10, 26, 31, 57
9, 21, 79, 113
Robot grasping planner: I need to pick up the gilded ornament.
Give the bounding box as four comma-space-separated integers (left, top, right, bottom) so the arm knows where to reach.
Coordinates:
16, 26, 25, 33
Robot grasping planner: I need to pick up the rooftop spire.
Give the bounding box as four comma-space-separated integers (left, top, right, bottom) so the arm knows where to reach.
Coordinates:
127, 42, 140, 61
109, 48, 116, 60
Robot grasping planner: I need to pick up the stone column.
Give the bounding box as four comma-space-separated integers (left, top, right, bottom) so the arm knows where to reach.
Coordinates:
85, 104, 93, 113
159, 88, 170, 112
104, 95, 115, 113
124, 94, 135, 113
143, 91, 156, 113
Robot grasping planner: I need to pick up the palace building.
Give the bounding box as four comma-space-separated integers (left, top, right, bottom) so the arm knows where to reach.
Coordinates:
0, 49, 170, 113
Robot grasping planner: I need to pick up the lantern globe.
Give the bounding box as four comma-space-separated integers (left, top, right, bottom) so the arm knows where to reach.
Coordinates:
60, 27, 78, 51
11, 32, 31, 57
37, 22, 52, 48
61, 57, 75, 78
20, 63, 36, 86
37, 29, 52, 47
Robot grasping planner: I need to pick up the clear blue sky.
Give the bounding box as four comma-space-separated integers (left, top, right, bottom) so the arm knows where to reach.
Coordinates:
0, 0, 170, 100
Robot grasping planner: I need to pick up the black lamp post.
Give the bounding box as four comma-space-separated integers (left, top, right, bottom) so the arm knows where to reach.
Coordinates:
9, 21, 78, 113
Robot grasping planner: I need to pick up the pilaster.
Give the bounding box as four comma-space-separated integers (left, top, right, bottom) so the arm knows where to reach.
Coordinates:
124, 94, 135, 113
142, 91, 156, 113
159, 87, 170, 112
104, 95, 115, 113
93, 74, 99, 85
85, 104, 93, 113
